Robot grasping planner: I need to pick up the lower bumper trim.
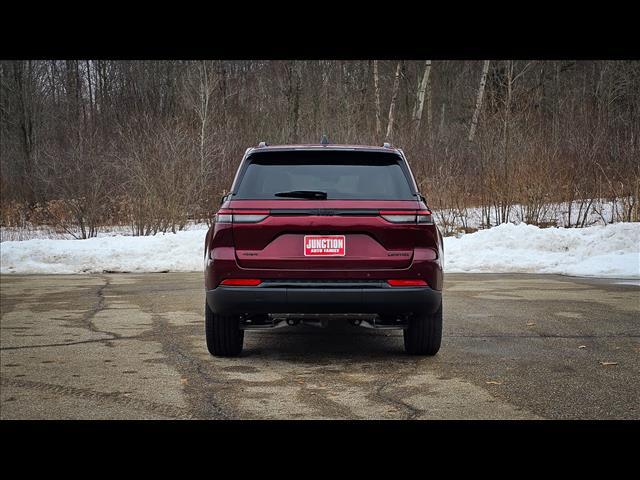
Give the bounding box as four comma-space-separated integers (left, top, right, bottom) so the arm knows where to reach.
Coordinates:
206, 286, 441, 316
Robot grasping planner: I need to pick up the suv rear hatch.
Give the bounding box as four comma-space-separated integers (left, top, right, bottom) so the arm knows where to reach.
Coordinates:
226, 150, 426, 271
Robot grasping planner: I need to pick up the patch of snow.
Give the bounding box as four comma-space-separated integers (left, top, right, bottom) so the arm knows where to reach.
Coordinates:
443, 222, 640, 278
0, 230, 207, 274
1, 222, 639, 278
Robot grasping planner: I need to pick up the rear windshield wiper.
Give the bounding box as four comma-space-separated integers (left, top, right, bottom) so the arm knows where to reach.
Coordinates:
274, 190, 328, 199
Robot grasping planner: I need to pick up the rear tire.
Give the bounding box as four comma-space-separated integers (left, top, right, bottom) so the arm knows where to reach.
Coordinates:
205, 301, 244, 357
403, 302, 442, 356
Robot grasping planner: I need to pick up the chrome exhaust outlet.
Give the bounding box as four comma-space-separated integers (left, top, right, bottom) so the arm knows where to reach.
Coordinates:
301, 318, 328, 328
240, 314, 288, 330
359, 315, 409, 330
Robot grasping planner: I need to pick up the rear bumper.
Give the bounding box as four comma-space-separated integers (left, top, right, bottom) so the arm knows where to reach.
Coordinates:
206, 284, 441, 316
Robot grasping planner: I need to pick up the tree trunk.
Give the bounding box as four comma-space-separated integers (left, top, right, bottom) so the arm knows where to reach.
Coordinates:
438, 102, 446, 139
385, 62, 402, 142
219, 62, 227, 128
289, 62, 302, 142
357, 61, 369, 140
426, 70, 432, 137
412, 60, 432, 130
197, 61, 213, 180
501, 60, 514, 224
85, 60, 94, 125
373, 60, 382, 138
14, 61, 36, 202
468, 60, 490, 142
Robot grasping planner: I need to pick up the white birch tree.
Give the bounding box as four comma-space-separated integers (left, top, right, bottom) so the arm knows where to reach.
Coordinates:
385, 61, 402, 142
373, 60, 382, 138
412, 60, 432, 131
468, 60, 490, 142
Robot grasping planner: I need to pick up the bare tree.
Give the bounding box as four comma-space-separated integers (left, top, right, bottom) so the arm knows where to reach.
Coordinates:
2, 59, 639, 236
373, 60, 382, 138
385, 62, 402, 142
412, 60, 432, 131
468, 60, 490, 142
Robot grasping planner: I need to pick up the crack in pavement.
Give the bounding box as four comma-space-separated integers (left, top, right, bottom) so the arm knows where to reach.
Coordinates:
146, 318, 360, 420
147, 315, 232, 420
2, 277, 200, 419
295, 385, 358, 419
0, 335, 142, 351
371, 362, 423, 419
81, 276, 120, 339
274, 366, 358, 419
1, 377, 194, 419
1, 276, 126, 351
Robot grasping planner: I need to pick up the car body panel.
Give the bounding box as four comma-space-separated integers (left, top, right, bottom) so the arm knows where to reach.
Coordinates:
204, 144, 444, 313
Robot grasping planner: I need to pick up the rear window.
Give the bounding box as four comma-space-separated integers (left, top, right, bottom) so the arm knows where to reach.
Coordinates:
234, 151, 415, 200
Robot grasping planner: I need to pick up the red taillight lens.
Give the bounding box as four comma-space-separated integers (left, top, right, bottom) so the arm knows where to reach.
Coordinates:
215, 209, 269, 224
220, 279, 262, 286
379, 210, 433, 224
416, 209, 433, 224
232, 210, 270, 223
215, 208, 233, 223
387, 279, 428, 287
379, 210, 417, 223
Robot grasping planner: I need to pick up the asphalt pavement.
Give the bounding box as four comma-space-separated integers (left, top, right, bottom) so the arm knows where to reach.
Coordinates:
1, 273, 638, 419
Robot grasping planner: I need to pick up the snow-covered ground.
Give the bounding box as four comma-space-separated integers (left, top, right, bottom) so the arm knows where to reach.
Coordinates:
444, 222, 639, 278
1, 222, 638, 278
0, 230, 207, 275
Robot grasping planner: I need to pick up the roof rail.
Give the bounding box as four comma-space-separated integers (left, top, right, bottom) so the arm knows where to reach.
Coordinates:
382, 142, 392, 148
257, 141, 268, 148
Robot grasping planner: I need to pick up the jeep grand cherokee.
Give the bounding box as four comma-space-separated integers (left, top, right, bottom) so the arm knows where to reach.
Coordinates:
203, 142, 444, 356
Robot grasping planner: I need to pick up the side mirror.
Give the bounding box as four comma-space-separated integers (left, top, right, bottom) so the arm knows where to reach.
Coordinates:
220, 194, 229, 206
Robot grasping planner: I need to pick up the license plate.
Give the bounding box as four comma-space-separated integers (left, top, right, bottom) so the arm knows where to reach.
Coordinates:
304, 235, 346, 256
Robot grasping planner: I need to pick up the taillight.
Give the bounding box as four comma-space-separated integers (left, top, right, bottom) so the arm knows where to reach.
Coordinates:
231, 210, 270, 223
221, 279, 262, 286
215, 208, 233, 223
416, 210, 433, 224
215, 209, 269, 224
379, 210, 433, 224
379, 210, 417, 223
387, 279, 428, 287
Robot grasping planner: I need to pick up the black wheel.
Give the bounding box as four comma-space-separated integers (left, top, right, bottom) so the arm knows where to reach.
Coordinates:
205, 301, 244, 357
403, 302, 442, 356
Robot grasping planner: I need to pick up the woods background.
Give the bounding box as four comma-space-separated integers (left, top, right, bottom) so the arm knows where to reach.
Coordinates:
1, 60, 638, 238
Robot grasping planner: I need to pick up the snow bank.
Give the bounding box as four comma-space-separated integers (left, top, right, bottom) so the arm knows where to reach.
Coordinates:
0, 230, 206, 274
1, 222, 638, 278
443, 222, 640, 278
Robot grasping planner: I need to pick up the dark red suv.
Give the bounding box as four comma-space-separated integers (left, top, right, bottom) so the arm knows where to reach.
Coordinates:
204, 142, 444, 356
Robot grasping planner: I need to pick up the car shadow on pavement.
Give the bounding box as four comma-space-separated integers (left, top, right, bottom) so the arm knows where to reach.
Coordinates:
238, 321, 422, 363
